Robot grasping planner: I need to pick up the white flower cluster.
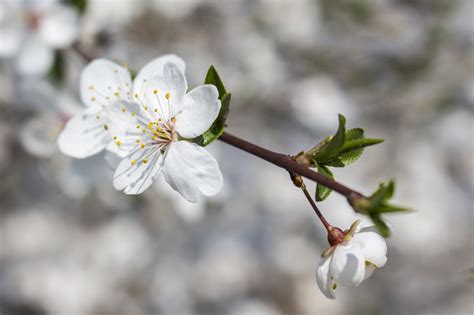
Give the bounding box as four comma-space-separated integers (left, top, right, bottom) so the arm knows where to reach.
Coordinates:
58, 55, 223, 202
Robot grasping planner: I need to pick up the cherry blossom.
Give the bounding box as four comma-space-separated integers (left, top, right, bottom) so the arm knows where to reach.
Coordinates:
316, 220, 387, 299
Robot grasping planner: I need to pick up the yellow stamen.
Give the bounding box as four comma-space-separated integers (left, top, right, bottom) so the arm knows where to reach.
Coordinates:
130, 159, 136, 165
165, 92, 171, 100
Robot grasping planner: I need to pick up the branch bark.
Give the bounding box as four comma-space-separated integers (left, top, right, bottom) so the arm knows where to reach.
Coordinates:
218, 132, 364, 200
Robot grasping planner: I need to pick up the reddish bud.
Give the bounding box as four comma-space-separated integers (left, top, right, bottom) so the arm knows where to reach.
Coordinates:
327, 226, 345, 246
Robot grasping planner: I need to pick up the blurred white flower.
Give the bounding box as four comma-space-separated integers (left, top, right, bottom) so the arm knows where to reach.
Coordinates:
108, 59, 223, 200
290, 76, 356, 132
0, 0, 79, 76
316, 221, 387, 299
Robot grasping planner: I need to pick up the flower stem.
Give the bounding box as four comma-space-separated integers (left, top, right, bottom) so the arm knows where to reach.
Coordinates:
301, 182, 332, 231
218, 132, 364, 201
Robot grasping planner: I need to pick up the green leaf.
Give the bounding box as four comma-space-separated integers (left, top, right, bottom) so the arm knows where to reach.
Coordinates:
324, 158, 345, 167
340, 138, 385, 154
345, 128, 364, 141
66, 0, 88, 14
204, 65, 227, 96
368, 180, 394, 212
313, 114, 346, 161
48, 50, 65, 85
317, 126, 384, 167
376, 203, 413, 213
315, 164, 334, 201
369, 213, 391, 237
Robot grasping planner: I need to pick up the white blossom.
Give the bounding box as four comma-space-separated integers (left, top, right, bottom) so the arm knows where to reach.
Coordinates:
0, 0, 79, 76
57, 55, 183, 159
107, 59, 223, 201
316, 221, 387, 299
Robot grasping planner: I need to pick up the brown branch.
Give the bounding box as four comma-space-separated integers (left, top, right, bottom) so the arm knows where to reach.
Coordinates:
218, 132, 364, 201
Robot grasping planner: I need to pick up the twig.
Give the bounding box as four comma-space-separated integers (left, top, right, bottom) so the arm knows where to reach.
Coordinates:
218, 132, 364, 201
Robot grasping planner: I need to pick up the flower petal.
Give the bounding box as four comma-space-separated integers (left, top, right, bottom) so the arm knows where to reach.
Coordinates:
15, 36, 53, 76
175, 85, 221, 138
107, 100, 151, 153
57, 107, 110, 158
38, 4, 79, 48
80, 59, 132, 108
352, 231, 387, 268
163, 141, 223, 202
132, 54, 185, 96
104, 141, 126, 169
363, 262, 376, 281
113, 147, 163, 195
329, 243, 366, 286
316, 255, 336, 299
20, 114, 62, 158
142, 62, 187, 121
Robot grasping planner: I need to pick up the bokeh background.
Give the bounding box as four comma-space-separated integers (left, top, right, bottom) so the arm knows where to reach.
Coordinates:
1, 0, 473, 314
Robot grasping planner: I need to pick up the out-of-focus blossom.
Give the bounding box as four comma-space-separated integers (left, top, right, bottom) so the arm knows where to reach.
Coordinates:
290, 76, 355, 132
316, 221, 387, 299
80, 0, 144, 41
109, 59, 223, 200
0, 0, 79, 76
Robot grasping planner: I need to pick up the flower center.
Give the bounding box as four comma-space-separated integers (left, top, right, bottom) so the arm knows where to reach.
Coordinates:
142, 117, 177, 152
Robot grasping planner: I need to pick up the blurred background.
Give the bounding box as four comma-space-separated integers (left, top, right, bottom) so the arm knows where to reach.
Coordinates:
0, 0, 473, 314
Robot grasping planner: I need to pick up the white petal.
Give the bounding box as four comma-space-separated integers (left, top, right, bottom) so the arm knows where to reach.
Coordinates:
175, 85, 221, 138
316, 255, 336, 299
19, 114, 61, 158
352, 231, 387, 268
15, 36, 53, 76
142, 62, 187, 121
38, 4, 79, 48
163, 141, 223, 203
107, 100, 151, 153
57, 107, 110, 158
113, 148, 163, 195
80, 59, 132, 108
104, 141, 127, 169
132, 54, 185, 96
329, 243, 366, 286
363, 262, 376, 281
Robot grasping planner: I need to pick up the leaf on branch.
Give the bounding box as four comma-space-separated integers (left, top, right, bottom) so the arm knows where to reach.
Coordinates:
315, 164, 334, 201
313, 114, 346, 161
309, 115, 384, 168
369, 213, 391, 237
351, 180, 412, 237
193, 66, 232, 147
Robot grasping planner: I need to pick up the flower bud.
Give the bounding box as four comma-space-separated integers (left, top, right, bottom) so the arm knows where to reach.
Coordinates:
327, 226, 345, 246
